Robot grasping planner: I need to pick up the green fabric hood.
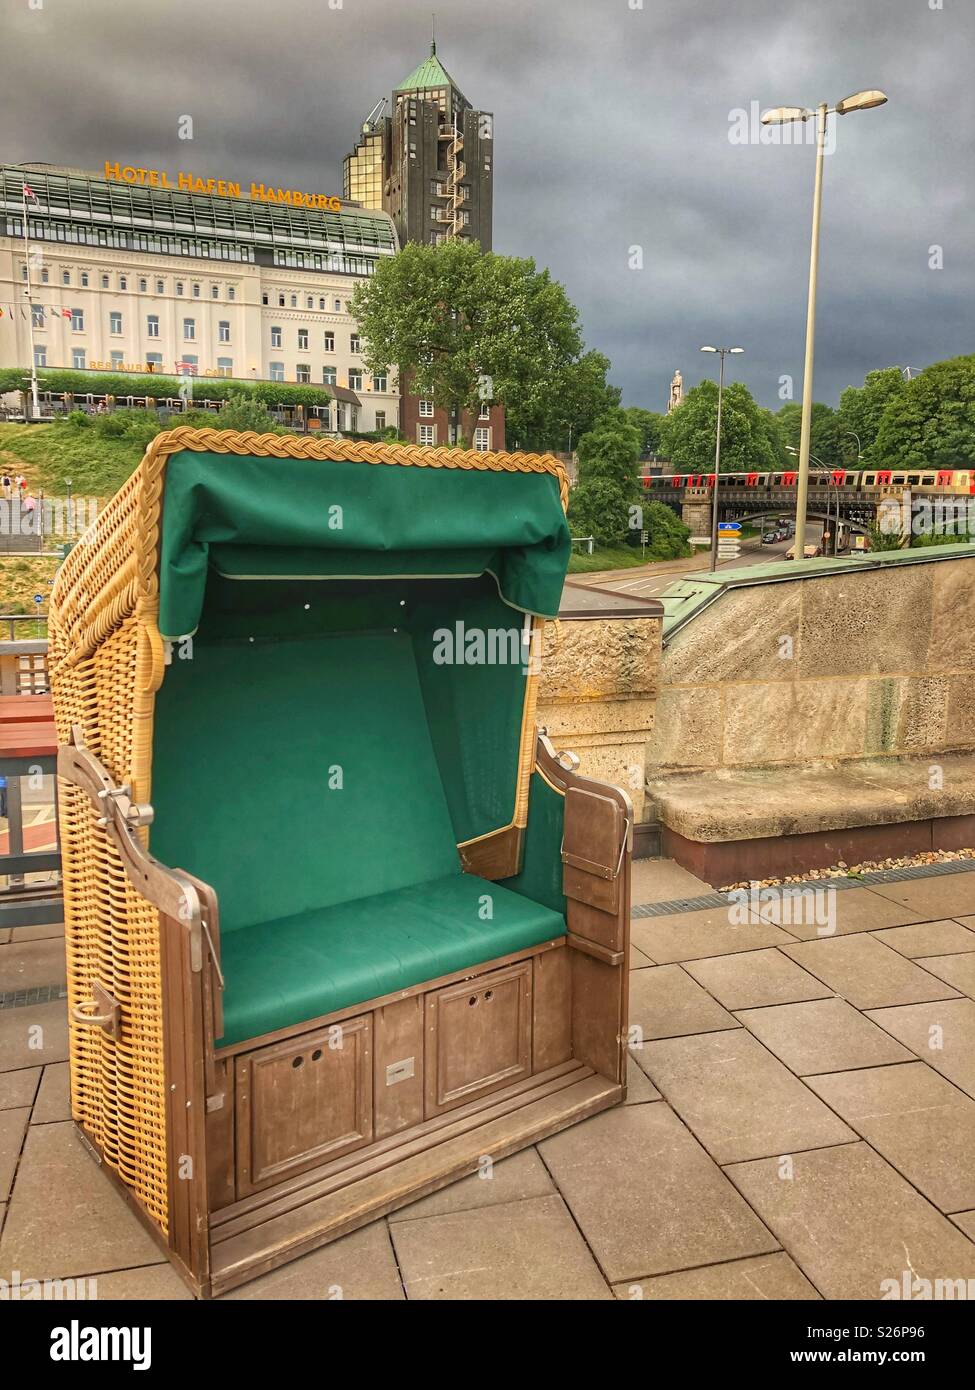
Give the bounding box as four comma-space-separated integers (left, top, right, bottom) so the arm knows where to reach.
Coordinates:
156, 450, 570, 638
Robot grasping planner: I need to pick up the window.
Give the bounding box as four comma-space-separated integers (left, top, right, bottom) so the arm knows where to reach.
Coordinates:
270, 362, 285, 382
372, 373, 387, 393
216, 357, 233, 377
323, 332, 334, 352
192, 283, 201, 298
70, 307, 84, 331
72, 348, 86, 369
419, 400, 434, 417
228, 286, 235, 301
218, 320, 231, 343
211, 285, 219, 299
270, 326, 282, 348
350, 334, 361, 353
296, 364, 311, 384
262, 293, 269, 306
334, 298, 341, 312
139, 278, 147, 292
323, 366, 337, 385
176, 281, 184, 295
156, 279, 164, 294
119, 275, 127, 290
297, 328, 309, 350
41, 268, 49, 284
101, 274, 109, 289
31, 305, 44, 328
479, 403, 491, 419
290, 294, 297, 308
278, 294, 285, 307
319, 297, 325, 310
418, 424, 434, 447
474, 427, 491, 452
375, 410, 386, 432
34, 345, 46, 367
183, 317, 196, 340
147, 314, 160, 338
179, 354, 198, 369
110, 351, 124, 368
306, 296, 313, 310
81, 272, 89, 287
348, 369, 363, 391
62, 269, 70, 285
20, 264, 26, 280
146, 352, 163, 370
109, 311, 122, 335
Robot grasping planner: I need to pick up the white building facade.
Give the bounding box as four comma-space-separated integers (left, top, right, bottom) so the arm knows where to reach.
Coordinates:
0, 163, 401, 432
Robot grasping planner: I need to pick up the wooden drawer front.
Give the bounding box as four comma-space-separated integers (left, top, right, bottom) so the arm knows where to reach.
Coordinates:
424, 962, 532, 1117
235, 1015, 373, 1195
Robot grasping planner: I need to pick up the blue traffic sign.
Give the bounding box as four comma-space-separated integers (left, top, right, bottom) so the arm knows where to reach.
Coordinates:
717, 522, 742, 532
33, 593, 43, 605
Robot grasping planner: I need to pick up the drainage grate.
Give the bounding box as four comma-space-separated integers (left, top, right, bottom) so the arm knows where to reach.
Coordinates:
0, 983, 68, 1011
632, 859, 975, 917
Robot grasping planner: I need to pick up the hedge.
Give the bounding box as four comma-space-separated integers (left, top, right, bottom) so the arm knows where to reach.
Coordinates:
0, 367, 334, 411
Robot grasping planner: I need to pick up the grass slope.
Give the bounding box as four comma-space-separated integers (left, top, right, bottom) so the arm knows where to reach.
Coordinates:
0, 422, 145, 499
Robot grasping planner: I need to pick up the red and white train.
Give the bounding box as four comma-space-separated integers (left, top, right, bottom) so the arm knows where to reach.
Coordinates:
641, 468, 975, 494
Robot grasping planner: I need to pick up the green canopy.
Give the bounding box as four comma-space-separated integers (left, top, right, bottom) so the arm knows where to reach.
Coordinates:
156, 450, 570, 639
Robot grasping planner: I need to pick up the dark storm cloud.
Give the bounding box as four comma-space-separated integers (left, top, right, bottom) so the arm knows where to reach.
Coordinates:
3, 0, 972, 410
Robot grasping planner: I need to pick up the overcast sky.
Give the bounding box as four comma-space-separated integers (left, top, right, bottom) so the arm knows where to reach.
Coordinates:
4, 0, 972, 412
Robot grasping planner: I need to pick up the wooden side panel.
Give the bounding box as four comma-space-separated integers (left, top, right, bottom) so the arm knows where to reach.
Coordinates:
424, 962, 532, 1117
160, 911, 211, 1293
532, 946, 572, 1072
458, 824, 523, 880
571, 952, 626, 1085
235, 1015, 373, 1196
206, 1057, 236, 1212
373, 996, 424, 1139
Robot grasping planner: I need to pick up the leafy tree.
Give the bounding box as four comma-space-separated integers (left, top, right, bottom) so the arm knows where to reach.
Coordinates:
506, 349, 621, 453
624, 407, 666, 456
210, 393, 283, 434
871, 355, 975, 470
349, 239, 588, 440
641, 499, 692, 560
568, 410, 642, 546
660, 379, 778, 474
775, 401, 841, 467
836, 367, 906, 463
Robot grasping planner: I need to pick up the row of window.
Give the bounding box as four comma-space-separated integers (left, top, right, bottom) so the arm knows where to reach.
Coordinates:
417, 423, 492, 451
32, 307, 235, 344
31, 345, 235, 375
23, 263, 237, 299
267, 364, 387, 391
268, 326, 360, 353
417, 399, 491, 421
261, 290, 351, 313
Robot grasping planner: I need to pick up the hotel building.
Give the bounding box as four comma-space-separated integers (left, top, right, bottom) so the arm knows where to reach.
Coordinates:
0, 161, 402, 434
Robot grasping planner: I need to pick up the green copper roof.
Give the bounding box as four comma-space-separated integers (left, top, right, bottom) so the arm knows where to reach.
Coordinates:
397, 44, 457, 93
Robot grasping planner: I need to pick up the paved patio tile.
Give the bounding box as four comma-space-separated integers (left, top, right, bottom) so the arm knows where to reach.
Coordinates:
0, 1107, 29, 1201
628, 963, 737, 1041
389, 1148, 554, 1223
726, 1142, 975, 1301
734, 998, 913, 1076
915, 953, 975, 999
638, 1029, 853, 1163
783, 934, 961, 1010
867, 874, 975, 921
872, 919, 975, 958
389, 1194, 612, 1300
631, 858, 712, 905
954, 915, 975, 933
80, 1264, 192, 1301
806, 1062, 975, 1213
0, 937, 66, 992
537, 1100, 778, 1282
630, 907, 795, 966
624, 1053, 660, 1103
776, 887, 921, 941
0, 1000, 68, 1070
683, 949, 832, 1011
614, 1252, 821, 1301
0, 929, 9, 945
32, 1062, 70, 1123
0, 1066, 40, 1111
224, 1221, 404, 1300
866, 998, 975, 1099
951, 1211, 975, 1240
629, 942, 655, 969
9, 922, 64, 942
0, 1120, 164, 1278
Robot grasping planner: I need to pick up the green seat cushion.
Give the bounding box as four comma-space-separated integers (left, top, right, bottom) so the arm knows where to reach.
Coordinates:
217, 872, 565, 1047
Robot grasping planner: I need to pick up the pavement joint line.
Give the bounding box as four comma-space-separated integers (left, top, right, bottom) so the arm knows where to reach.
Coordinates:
632, 857, 975, 917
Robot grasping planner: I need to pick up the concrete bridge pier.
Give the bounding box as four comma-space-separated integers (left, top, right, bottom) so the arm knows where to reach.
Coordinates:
681, 487, 712, 538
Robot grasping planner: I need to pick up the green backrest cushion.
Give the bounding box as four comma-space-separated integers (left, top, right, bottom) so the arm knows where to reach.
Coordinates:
150, 630, 461, 933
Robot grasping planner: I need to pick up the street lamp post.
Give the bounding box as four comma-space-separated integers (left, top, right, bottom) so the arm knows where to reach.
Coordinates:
762, 90, 887, 565
700, 344, 744, 573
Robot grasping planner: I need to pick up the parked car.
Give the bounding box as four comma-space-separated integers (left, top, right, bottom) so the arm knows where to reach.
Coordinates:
786, 542, 822, 560
761, 530, 779, 544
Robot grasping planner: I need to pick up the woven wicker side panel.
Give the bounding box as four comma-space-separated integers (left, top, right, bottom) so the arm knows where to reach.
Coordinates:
50, 464, 169, 1236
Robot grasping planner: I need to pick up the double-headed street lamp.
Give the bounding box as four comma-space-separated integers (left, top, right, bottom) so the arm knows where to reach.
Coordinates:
762, 89, 887, 563
700, 344, 744, 573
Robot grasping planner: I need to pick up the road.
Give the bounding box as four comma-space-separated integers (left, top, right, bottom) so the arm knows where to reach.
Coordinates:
565, 524, 825, 603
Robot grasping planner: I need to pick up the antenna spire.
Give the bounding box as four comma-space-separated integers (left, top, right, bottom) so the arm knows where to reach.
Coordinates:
431, 13, 436, 55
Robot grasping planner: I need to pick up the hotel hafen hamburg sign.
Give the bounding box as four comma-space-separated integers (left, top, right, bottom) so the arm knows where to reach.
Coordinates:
103, 161, 343, 211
